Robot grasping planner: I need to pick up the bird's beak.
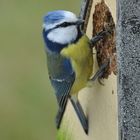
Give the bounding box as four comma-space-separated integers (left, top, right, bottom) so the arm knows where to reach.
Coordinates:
76, 19, 85, 25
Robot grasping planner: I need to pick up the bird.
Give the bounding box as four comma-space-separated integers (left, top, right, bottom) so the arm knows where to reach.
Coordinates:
42, 10, 110, 134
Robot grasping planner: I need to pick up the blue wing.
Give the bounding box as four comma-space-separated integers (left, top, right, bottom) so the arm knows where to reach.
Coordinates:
50, 73, 75, 108
46, 51, 75, 107
46, 50, 75, 128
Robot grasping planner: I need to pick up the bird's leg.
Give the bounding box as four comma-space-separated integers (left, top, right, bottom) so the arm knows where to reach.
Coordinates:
70, 96, 88, 134
90, 26, 112, 47
90, 59, 110, 81
90, 25, 113, 82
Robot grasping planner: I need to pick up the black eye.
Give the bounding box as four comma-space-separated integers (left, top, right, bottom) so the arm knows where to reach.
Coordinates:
61, 22, 69, 27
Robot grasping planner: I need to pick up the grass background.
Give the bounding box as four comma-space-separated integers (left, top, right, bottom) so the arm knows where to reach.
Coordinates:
0, 0, 80, 140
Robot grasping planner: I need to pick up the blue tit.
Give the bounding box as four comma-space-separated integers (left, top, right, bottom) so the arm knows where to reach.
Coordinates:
42, 10, 93, 134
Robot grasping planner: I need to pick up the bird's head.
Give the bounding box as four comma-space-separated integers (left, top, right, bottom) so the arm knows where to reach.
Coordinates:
43, 10, 84, 45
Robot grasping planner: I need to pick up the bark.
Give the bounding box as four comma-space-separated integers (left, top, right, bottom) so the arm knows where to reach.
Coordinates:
117, 0, 140, 140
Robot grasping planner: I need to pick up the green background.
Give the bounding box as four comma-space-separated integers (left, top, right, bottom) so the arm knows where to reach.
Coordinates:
0, 0, 80, 140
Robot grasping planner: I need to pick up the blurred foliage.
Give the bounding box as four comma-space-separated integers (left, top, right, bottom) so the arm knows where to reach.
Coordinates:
57, 121, 73, 140
0, 0, 80, 140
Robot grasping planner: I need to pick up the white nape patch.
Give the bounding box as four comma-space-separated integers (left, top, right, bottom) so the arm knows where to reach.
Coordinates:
47, 26, 78, 44
64, 11, 77, 22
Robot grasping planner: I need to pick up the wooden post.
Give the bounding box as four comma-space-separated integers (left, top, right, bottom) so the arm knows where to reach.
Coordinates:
57, 0, 118, 140
117, 0, 140, 139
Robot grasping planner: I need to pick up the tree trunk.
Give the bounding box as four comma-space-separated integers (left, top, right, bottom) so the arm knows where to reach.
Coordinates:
117, 0, 140, 140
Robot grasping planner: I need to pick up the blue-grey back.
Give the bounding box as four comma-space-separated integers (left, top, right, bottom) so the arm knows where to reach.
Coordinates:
46, 50, 74, 80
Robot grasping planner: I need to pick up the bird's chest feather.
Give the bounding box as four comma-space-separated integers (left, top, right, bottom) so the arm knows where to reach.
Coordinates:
61, 35, 93, 94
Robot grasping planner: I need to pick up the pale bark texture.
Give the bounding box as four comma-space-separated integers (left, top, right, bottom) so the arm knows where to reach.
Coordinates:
57, 0, 118, 140
117, 0, 140, 140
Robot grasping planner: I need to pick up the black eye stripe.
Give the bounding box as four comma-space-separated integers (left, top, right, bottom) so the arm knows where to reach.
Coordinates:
54, 22, 76, 29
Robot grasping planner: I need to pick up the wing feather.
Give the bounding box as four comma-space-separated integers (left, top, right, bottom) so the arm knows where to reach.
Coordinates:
50, 72, 75, 108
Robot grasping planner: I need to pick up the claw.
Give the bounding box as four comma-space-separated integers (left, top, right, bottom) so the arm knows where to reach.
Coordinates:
90, 59, 110, 81
90, 26, 112, 47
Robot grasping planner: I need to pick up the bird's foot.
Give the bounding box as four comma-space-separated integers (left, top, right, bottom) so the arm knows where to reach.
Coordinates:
90, 59, 110, 82
90, 26, 112, 46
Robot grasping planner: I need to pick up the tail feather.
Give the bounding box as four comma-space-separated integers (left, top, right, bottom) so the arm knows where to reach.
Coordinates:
55, 107, 66, 129
56, 96, 89, 134
70, 97, 88, 134
56, 96, 68, 129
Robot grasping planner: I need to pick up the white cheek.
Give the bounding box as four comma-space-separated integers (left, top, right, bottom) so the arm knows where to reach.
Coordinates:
47, 26, 78, 44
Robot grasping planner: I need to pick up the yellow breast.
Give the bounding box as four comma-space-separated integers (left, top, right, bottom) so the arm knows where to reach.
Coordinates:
61, 35, 93, 95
